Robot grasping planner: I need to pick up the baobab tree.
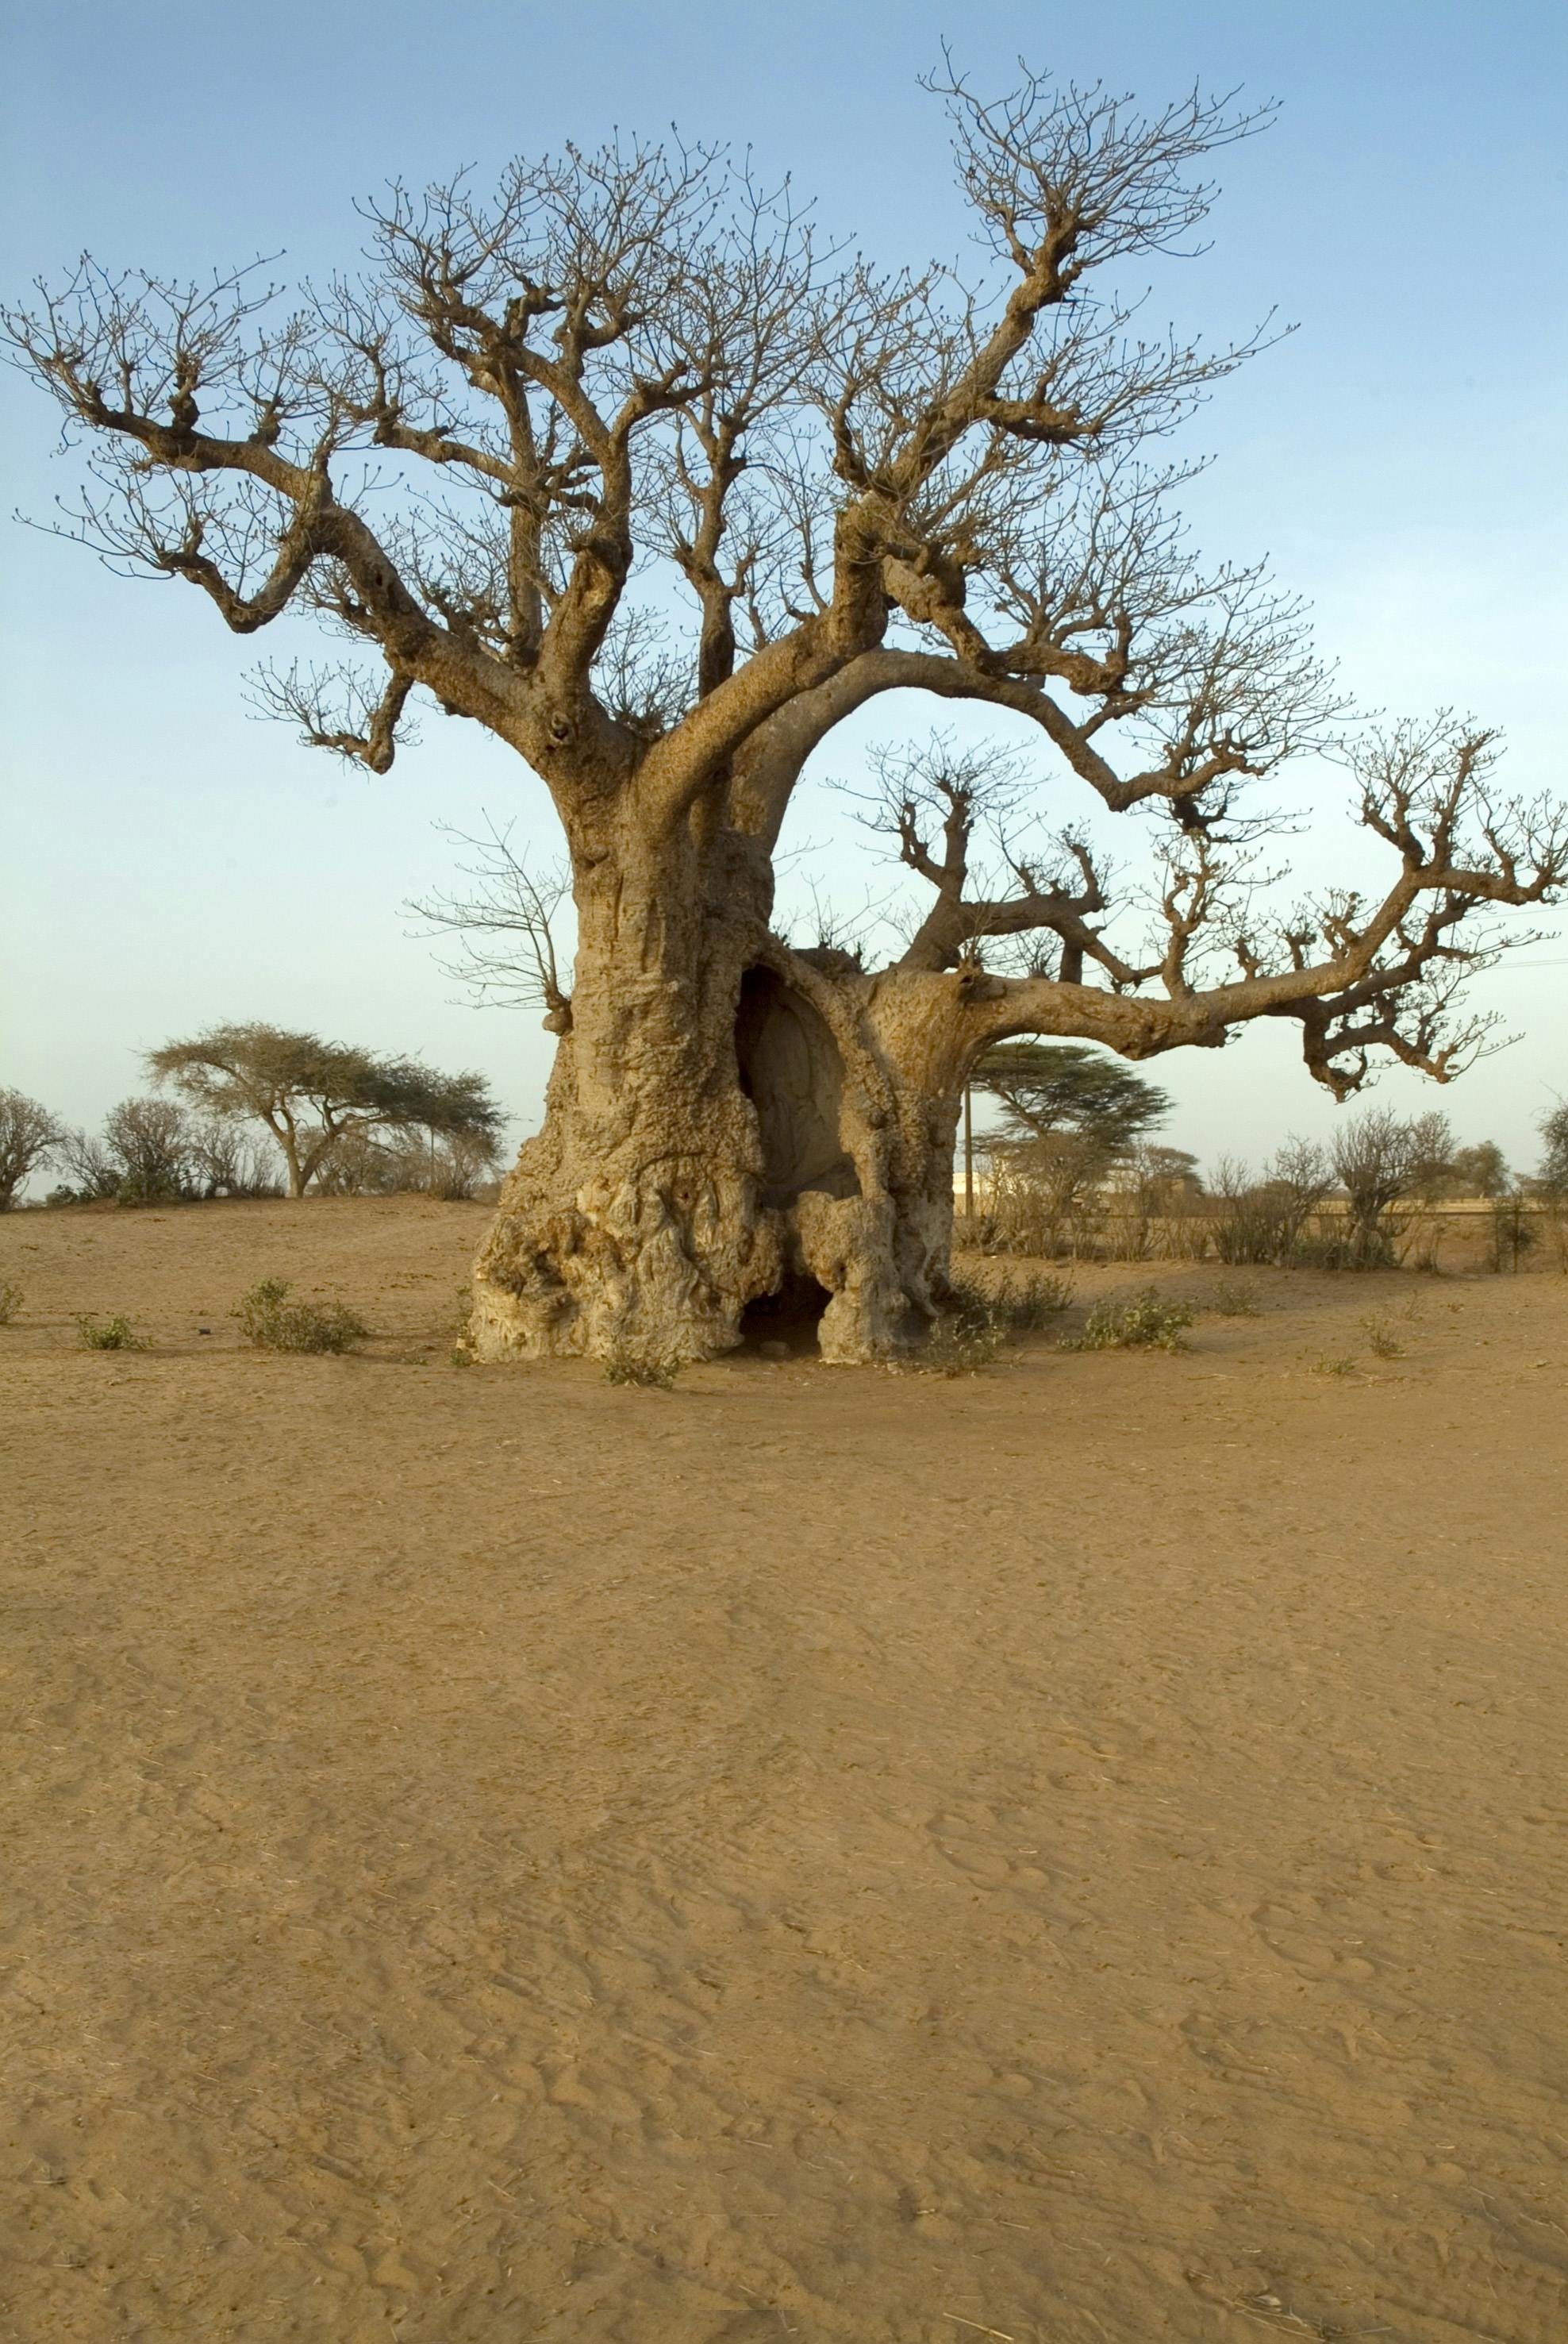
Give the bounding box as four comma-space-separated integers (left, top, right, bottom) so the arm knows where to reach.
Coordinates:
6, 65, 1563, 1361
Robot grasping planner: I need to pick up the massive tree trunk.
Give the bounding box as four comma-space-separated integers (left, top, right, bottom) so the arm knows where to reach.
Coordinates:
468, 836, 970, 1366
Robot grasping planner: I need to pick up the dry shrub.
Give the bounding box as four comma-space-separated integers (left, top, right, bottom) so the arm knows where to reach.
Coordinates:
603, 1347, 681, 1389
1062, 1287, 1193, 1353
0, 1280, 21, 1325
952, 1260, 1074, 1324
1360, 1313, 1405, 1358
235, 1277, 367, 1354
1543, 1199, 1568, 1274
982, 1134, 1107, 1257
1489, 1197, 1537, 1274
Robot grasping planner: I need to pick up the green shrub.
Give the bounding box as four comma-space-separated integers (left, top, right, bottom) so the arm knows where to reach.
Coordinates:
949, 1269, 1073, 1334
911, 1295, 1009, 1376
77, 1313, 144, 1351
235, 1277, 367, 1354
0, 1280, 21, 1325
1061, 1287, 1193, 1353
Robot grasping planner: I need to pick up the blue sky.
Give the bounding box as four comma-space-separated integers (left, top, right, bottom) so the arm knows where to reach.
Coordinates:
2, 0, 1564, 1177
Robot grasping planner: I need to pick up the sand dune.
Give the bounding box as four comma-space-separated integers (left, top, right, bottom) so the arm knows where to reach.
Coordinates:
2, 1198, 1565, 2341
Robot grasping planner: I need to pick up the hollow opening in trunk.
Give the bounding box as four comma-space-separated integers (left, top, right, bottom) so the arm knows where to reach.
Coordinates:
738, 1271, 832, 1354
734, 964, 859, 1207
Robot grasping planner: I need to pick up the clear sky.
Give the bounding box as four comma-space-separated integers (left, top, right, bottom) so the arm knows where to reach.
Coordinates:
2, 0, 1564, 1181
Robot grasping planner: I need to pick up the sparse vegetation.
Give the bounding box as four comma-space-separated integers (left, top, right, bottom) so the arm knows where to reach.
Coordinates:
952, 1268, 1074, 1328
234, 1277, 367, 1354
1062, 1288, 1193, 1353
1490, 1194, 1537, 1275
1309, 1353, 1358, 1379
77, 1313, 144, 1351
1361, 1314, 1405, 1359
1209, 1278, 1262, 1316
50, 1095, 282, 1207
913, 1296, 1009, 1377
602, 1348, 682, 1390
0, 1280, 23, 1324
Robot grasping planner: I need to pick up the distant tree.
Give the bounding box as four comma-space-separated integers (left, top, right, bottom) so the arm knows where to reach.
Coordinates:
1538, 1101, 1568, 1197
1128, 1142, 1202, 1195
101, 1096, 197, 1203
147, 1022, 503, 1197
184, 1119, 283, 1199
54, 1127, 122, 1202
1332, 1107, 1451, 1265
973, 1041, 1175, 1253
0, 1088, 66, 1210
972, 1043, 1172, 1154
1447, 1140, 1510, 1199
1207, 1138, 1334, 1264
311, 1120, 502, 1199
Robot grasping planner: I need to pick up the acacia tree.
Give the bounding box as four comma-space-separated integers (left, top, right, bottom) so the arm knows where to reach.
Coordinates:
974, 1040, 1171, 1151
7, 67, 1564, 1362
147, 1022, 502, 1197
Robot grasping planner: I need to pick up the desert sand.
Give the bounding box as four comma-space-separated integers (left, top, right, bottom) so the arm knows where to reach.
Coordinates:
2, 1196, 1565, 2343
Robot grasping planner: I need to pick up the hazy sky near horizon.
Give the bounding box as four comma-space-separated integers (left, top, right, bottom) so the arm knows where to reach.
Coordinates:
2, 0, 1564, 1179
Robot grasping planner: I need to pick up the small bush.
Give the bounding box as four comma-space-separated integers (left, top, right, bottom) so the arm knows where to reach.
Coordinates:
1361, 1313, 1405, 1359
1061, 1287, 1193, 1353
913, 1295, 1009, 1376
999, 1271, 1075, 1328
1309, 1353, 1358, 1379
951, 1268, 1074, 1333
78, 1313, 144, 1351
1208, 1278, 1261, 1316
0, 1280, 21, 1325
235, 1277, 367, 1354
603, 1347, 681, 1389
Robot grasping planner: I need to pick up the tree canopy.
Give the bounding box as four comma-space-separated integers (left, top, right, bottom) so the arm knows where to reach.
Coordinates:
971, 1041, 1170, 1154
0, 1089, 66, 1210
148, 1022, 502, 1197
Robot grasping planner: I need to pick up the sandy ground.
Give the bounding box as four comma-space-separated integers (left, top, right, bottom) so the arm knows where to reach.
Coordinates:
2, 1196, 1566, 2344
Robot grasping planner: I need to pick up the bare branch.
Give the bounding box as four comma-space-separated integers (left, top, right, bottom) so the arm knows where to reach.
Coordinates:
407, 818, 575, 1025
247, 660, 417, 773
